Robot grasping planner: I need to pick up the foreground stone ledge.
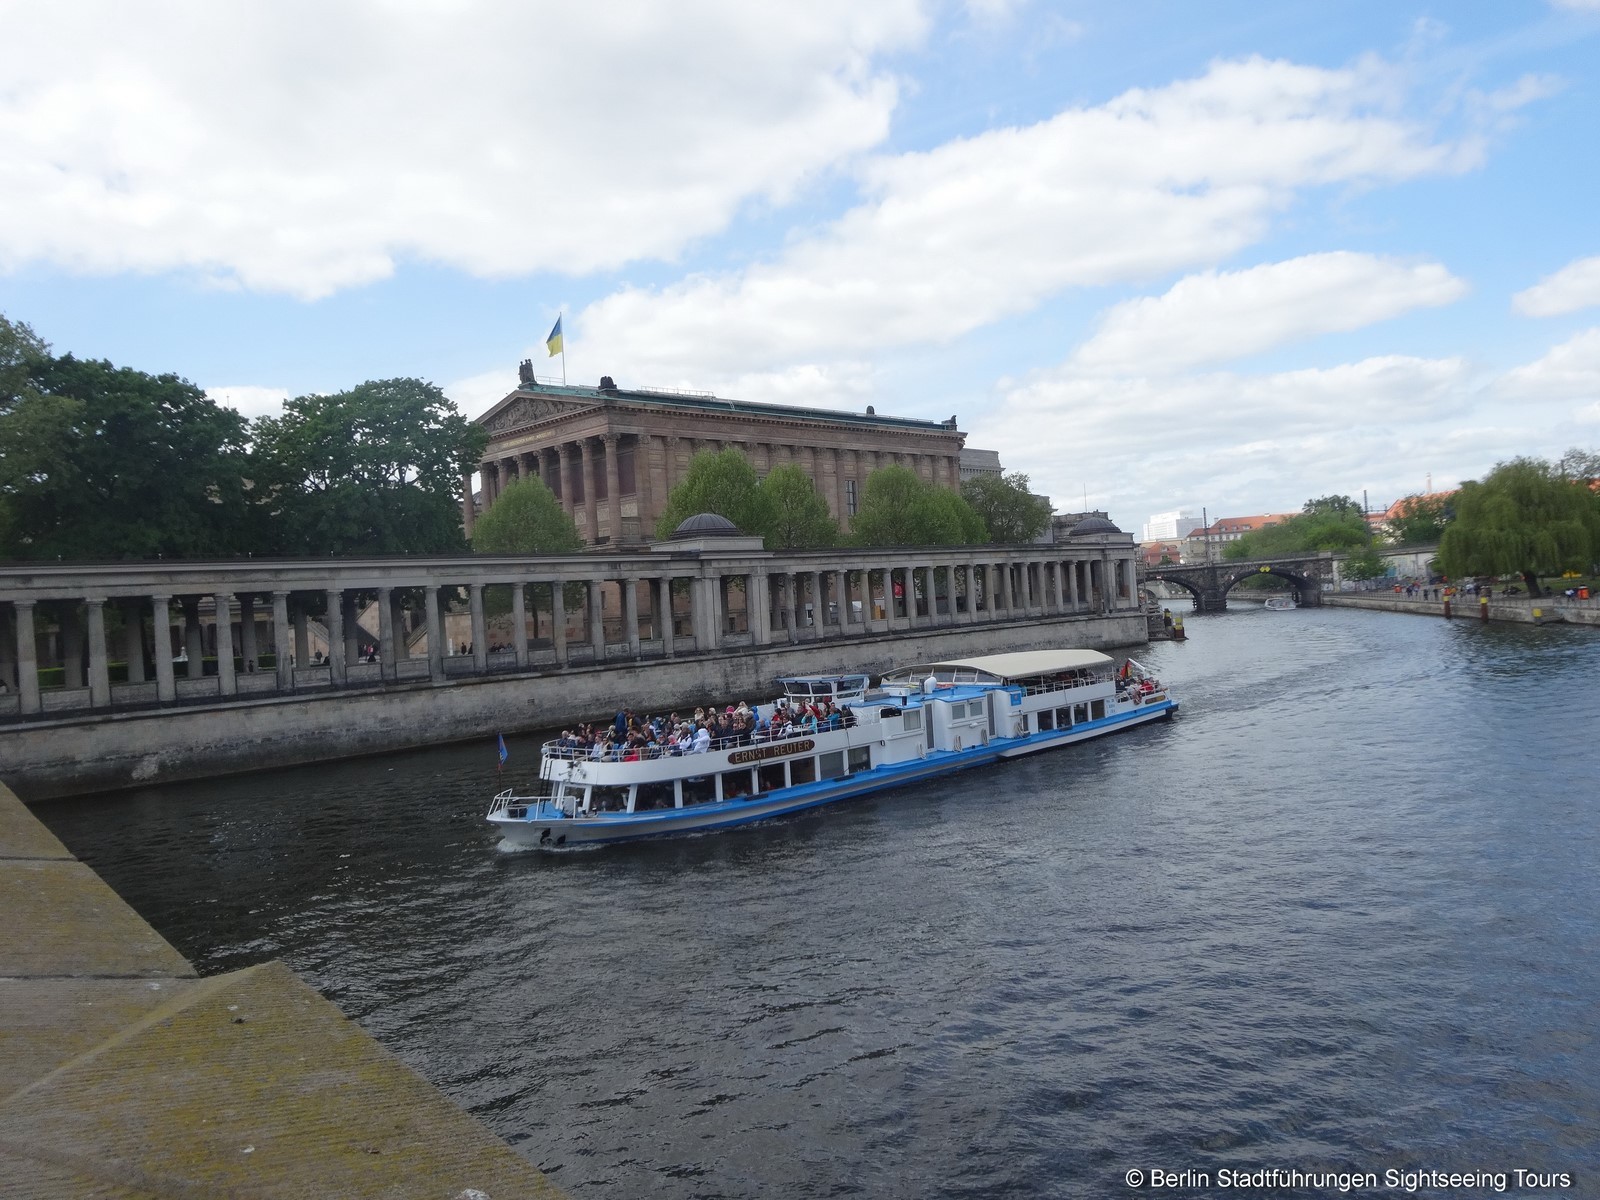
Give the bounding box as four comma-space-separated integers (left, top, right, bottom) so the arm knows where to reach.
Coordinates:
0, 782, 566, 1200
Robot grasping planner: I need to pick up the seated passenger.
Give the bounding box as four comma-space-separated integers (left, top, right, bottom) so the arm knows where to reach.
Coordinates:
691, 723, 712, 754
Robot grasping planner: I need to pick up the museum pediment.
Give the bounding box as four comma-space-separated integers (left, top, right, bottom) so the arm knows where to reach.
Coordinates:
480, 393, 598, 433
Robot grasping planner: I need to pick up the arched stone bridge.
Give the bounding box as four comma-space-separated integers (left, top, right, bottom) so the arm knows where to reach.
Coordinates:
1140, 553, 1340, 611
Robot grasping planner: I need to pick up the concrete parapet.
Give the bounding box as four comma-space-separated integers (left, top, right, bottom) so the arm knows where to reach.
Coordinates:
1323, 594, 1590, 625
0, 781, 566, 1200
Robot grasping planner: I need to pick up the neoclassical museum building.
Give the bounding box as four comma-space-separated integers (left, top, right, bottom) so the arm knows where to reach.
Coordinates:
467, 371, 967, 546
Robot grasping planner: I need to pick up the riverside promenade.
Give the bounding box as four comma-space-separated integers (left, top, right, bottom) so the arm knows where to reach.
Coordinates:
0, 781, 565, 1200
1324, 592, 1600, 627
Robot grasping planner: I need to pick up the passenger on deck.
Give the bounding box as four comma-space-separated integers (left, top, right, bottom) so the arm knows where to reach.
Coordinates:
691, 723, 712, 754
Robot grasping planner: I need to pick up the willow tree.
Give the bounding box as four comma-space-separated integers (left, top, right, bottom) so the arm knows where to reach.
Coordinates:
1437, 457, 1600, 596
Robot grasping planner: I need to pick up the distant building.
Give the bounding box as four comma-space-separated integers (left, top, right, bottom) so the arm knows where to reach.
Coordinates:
959, 447, 1003, 479
471, 373, 966, 545
1181, 513, 1298, 561
1140, 509, 1205, 542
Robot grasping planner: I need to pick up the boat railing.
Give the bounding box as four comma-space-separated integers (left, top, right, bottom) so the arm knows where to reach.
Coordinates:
1019, 670, 1113, 698
489, 788, 573, 819
538, 717, 852, 763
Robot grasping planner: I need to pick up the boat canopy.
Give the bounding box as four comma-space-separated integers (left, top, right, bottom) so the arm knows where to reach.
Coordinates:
882, 649, 1114, 686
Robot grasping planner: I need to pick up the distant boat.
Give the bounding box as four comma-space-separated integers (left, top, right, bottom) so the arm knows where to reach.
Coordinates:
1263, 596, 1296, 611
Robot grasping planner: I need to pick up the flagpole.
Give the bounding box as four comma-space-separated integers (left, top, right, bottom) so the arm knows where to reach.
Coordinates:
560, 310, 566, 385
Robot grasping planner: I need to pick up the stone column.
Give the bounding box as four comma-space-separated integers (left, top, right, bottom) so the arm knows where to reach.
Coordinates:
748, 570, 771, 646
553, 444, 569, 511
550, 581, 568, 665
785, 573, 800, 644
342, 593, 360, 664
293, 600, 310, 672
425, 586, 445, 681
623, 579, 641, 658
181, 597, 204, 678
603, 433, 623, 545
324, 589, 346, 686
272, 591, 292, 691
634, 434, 655, 535
122, 599, 146, 684
15, 601, 41, 714
469, 584, 488, 671
462, 472, 476, 537
85, 598, 110, 708
239, 595, 258, 671
214, 592, 237, 695
512, 582, 529, 667
658, 577, 675, 658
902, 564, 919, 629
579, 440, 599, 544
588, 580, 606, 661
145, 595, 172, 702
376, 587, 397, 682
696, 577, 721, 651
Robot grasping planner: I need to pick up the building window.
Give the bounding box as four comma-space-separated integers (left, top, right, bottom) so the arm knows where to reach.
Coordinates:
845, 478, 858, 516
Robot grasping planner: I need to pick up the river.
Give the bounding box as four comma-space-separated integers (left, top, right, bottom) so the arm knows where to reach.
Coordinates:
37, 605, 1600, 1198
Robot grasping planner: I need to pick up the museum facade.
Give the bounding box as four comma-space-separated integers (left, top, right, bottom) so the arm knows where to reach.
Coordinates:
467, 373, 967, 546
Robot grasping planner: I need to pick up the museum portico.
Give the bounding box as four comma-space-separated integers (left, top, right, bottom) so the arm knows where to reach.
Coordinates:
469, 374, 967, 545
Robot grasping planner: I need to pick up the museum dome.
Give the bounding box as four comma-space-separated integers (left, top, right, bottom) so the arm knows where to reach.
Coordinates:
670, 512, 743, 539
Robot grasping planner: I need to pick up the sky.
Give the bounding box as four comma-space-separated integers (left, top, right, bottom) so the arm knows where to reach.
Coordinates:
4, 0, 1599, 533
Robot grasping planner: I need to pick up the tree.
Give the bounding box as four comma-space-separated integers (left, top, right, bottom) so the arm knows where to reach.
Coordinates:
1438, 457, 1600, 596
760, 463, 839, 549
0, 353, 256, 560
849, 465, 987, 547
961, 471, 1052, 543
252, 378, 486, 555
653, 448, 771, 539
1557, 446, 1600, 483
470, 478, 583, 554
0, 313, 48, 414
1225, 495, 1371, 560
1341, 543, 1388, 581
1385, 493, 1453, 546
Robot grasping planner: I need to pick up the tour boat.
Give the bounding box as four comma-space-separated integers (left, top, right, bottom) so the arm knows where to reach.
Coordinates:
487, 649, 1178, 849
1262, 596, 1297, 611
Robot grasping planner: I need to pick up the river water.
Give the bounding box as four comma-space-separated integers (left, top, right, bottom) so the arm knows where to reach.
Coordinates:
38, 606, 1600, 1198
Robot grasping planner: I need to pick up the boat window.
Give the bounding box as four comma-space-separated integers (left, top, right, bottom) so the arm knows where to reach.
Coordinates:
819, 750, 846, 778
848, 745, 872, 773
791, 757, 817, 785
590, 785, 629, 813
902, 709, 923, 731
682, 775, 716, 807
1091, 699, 1106, 720
1073, 703, 1088, 724
721, 768, 755, 801
1037, 709, 1055, 731
758, 762, 787, 794
635, 780, 675, 811
1056, 707, 1072, 728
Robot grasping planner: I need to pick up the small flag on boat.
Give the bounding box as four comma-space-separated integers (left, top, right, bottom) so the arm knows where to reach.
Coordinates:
545, 315, 563, 357
497, 733, 509, 771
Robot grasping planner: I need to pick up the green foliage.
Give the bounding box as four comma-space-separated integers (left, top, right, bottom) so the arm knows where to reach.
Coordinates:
252, 378, 486, 555
0, 313, 49, 414
471, 478, 583, 554
961, 471, 1053, 543
653, 449, 772, 539
1224, 498, 1372, 561
1342, 543, 1388, 581
761, 463, 839, 549
1385, 493, 1453, 546
849, 465, 987, 547
1557, 446, 1600, 481
1438, 456, 1600, 596
0, 353, 256, 560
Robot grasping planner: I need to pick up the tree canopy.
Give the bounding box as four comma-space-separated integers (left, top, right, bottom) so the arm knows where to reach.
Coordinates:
653, 449, 772, 540
1437, 456, 1600, 596
1225, 494, 1372, 560
760, 463, 840, 549
251, 378, 486, 555
470, 477, 583, 554
849, 465, 987, 547
0, 351, 256, 560
1385, 493, 1453, 546
961, 471, 1052, 543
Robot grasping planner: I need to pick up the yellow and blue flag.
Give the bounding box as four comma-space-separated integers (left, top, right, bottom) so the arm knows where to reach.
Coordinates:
546, 316, 563, 357
497, 733, 509, 771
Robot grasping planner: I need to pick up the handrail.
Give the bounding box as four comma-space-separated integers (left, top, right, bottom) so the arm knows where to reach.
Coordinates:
539, 716, 851, 762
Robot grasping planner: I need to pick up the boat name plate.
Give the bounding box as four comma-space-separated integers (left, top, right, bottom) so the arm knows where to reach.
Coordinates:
728, 739, 816, 766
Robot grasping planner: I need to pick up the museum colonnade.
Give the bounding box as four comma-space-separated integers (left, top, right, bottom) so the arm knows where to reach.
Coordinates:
0, 543, 1138, 719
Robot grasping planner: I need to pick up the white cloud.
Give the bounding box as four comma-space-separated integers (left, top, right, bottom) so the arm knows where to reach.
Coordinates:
1513, 255, 1600, 316
0, 1, 926, 299
1496, 327, 1600, 400
579, 54, 1490, 391
1070, 253, 1467, 374
208, 385, 289, 421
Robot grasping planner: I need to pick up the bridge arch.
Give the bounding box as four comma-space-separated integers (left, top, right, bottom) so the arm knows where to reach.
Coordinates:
1221, 566, 1320, 606
1144, 571, 1206, 609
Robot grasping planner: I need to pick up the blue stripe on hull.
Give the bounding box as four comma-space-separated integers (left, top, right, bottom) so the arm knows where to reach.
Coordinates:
493, 698, 1178, 849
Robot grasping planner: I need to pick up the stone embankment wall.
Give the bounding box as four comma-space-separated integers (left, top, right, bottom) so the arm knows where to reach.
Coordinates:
1323, 594, 1600, 626
0, 780, 566, 1199
4, 612, 1145, 802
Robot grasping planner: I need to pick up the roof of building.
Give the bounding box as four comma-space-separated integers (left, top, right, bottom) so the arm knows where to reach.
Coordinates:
886, 649, 1114, 683
1068, 516, 1123, 536
1191, 513, 1297, 536
670, 512, 743, 539
478, 380, 961, 436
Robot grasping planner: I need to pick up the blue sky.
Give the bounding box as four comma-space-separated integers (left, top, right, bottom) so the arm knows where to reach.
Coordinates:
4, 0, 1599, 532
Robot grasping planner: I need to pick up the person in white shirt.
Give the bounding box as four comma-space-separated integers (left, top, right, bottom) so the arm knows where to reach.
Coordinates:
691, 723, 712, 754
